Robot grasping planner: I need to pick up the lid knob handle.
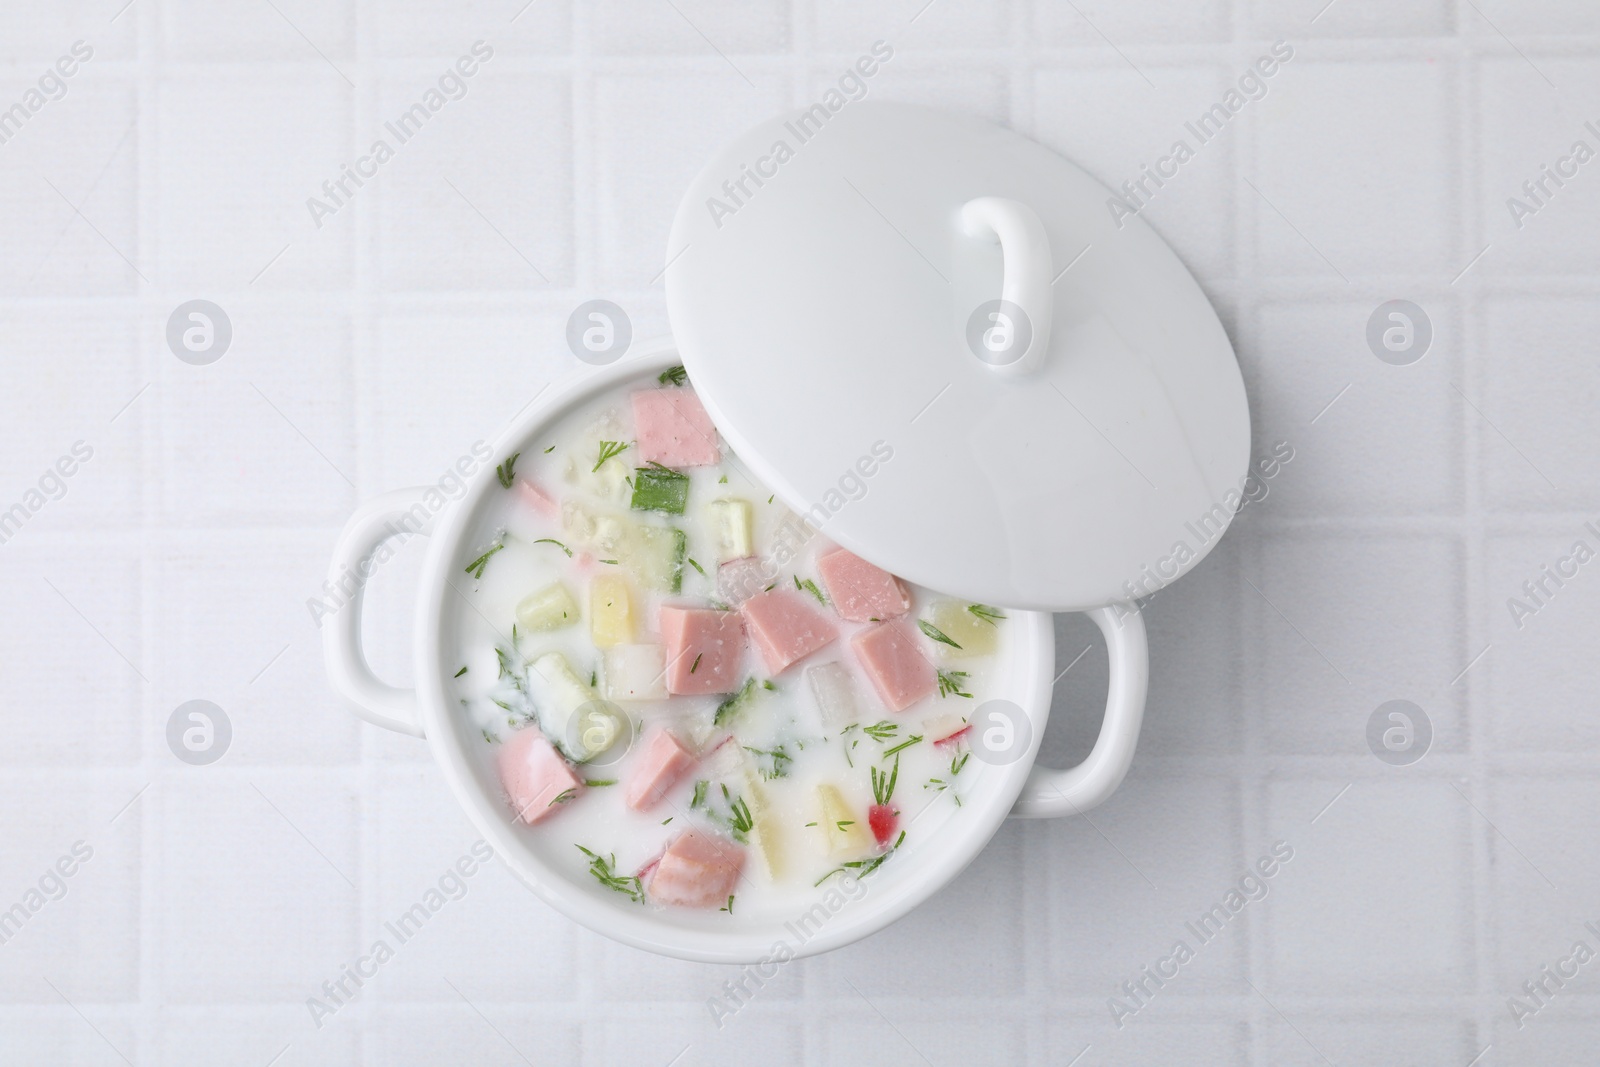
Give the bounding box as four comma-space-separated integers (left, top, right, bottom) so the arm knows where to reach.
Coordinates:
959, 196, 1054, 376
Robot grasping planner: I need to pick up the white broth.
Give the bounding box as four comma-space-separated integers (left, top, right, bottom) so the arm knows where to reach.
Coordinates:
449, 366, 1011, 922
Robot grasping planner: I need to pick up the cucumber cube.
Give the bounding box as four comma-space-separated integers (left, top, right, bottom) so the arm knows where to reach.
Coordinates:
630, 465, 690, 514
527, 651, 598, 759
515, 582, 579, 632
707, 498, 753, 561
627, 525, 686, 593
927, 600, 1000, 658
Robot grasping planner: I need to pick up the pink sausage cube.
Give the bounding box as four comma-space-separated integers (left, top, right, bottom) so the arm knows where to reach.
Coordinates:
660, 605, 746, 695
816, 546, 911, 622
515, 478, 558, 520
852, 620, 936, 712
741, 588, 837, 675
626, 726, 697, 811
632, 387, 721, 467
647, 828, 745, 908
497, 729, 583, 823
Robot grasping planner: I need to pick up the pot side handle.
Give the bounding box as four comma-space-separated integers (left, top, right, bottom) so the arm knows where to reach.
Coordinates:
321, 487, 430, 739
1011, 601, 1148, 818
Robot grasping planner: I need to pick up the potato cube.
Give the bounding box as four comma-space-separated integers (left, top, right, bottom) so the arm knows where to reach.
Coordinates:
590, 574, 634, 647
816, 784, 872, 859
744, 776, 784, 879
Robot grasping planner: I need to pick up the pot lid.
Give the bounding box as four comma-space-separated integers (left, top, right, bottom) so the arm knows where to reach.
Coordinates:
665, 102, 1249, 613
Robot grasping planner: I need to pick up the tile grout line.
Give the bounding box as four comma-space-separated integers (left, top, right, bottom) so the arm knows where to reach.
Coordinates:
352, 0, 379, 1057
786, 0, 816, 1058
134, 0, 158, 1057
571, 0, 599, 1032
1229, 3, 1268, 1063
1455, 10, 1498, 1051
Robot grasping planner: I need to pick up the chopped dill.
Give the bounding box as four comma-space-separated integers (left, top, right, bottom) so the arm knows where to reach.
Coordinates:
713, 677, 759, 726
464, 541, 504, 579
936, 669, 972, 699
871, 758, 898, 806
533, 537, 573, 557
862, 720, 898, 743
744, 744, 793, 780
728, 794, 754, 841
968, 604, 1006, 625
575, 844, 643, 903
882, 735, 923, 758
495, 452, 520, 488
794, 576, 827, 604
593, 440, 629, 472
815, 830, 906, 885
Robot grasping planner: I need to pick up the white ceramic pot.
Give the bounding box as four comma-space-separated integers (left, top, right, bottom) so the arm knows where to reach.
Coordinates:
325, 101, 1249, 963
323, 342, 1150, 964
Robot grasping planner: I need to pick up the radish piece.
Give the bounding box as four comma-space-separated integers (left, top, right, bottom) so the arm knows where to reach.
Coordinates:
717, 557, 768, 606
806, 661, 858, 729
699, 735, 743, 779
867, 804, 898, 849
925, 712, 971, 749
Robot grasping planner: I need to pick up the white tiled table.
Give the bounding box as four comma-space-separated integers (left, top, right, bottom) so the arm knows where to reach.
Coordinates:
2, 1, 1598, 1063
